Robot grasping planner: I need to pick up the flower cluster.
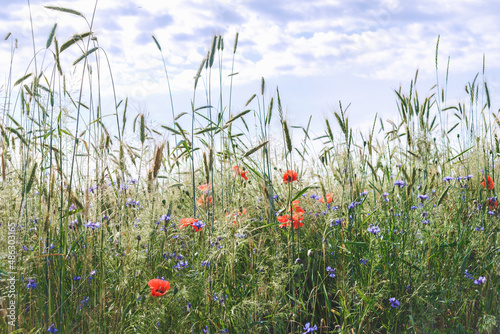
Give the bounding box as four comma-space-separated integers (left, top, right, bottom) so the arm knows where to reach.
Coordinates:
179, 218, 205, 232
277, 200, 304, 229
367, 224, 381, 235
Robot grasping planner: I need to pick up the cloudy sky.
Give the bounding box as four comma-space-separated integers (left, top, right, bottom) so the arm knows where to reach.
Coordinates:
1, 0, 500, 145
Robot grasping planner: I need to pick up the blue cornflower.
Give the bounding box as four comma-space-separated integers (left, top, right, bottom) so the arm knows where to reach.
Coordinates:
26, 279, 37, 289
464, 269, 474, 280
367, 224, 380, 234
201, 260, 210, 268
421, 220, 429, 225
330, 218, 343, 227
69, 204, 76, 212
393, 180, 407, 188
160, 214, 171, 222
173, 260, 189, 270
360, 258, 369, 265
73, 276, 81, 281
234, 233, 245, 238
389, 297, 400, 308
83, 221, 101, 229
47, 323, 58, 333
443, 176, 454, 182
474, 276, 486, 285
310, 194, 321, 200
192, 221, 206, 230
326, 266, 335, 278
303, 322, 318, 333
476, 226, 484, 231
88, 185, 97, 193
417, 194, 429, 200
129, 179, 138, 184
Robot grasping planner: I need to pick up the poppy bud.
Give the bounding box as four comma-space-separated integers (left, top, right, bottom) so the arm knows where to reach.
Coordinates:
136, 235, 141, 241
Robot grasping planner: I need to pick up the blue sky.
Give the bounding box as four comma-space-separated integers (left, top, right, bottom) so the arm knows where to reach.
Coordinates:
1, 0, 500, 147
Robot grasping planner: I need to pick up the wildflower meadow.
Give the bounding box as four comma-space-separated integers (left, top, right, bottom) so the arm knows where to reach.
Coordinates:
1, 4, 499, 334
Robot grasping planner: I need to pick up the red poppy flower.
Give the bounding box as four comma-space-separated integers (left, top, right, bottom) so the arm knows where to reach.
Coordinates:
277, 213, 303, 229
233, 166, 248, 180
179, 218, 204, 231
318, 193, 333, 204
196, 195, 213, 207
197, 183, 212, 192
179, 218, 199, 229
283, 170, 298, 184
287, 203, 305, 215
487, 198, 497, 210
148, 279, 170, 297
481, 175, 494, 190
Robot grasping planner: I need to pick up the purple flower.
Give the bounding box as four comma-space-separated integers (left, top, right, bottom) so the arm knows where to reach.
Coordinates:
393, 180, 407, 188
443, 176, 454, 182
160, 214, 171, 222
173, 260, 189, 270
330, 218, 343, 227
192, 221, 206, 230
26, 279, 37, 289
417, 194, 429, 200
69, 204, 76, 212
421, 220, 429, 225
47, 323, 58, 333
389, 297, 400, 308
367, 224, 381, 234
234, 232, 245, 238
476, 226, 484, 231
73, 276, 81, 281
303, 322, 318, 333
360, 258, 368, 265
326, 266, 335, 278
83, 221, 101, 229
474, 276, 486, 285
464, 270, 474, 280
310, 194, 321, 200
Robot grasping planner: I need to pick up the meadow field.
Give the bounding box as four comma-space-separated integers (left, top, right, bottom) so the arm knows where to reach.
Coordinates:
1, 6, 499, 334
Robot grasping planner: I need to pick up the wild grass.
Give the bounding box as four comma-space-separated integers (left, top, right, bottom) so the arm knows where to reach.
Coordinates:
0, 5, 499, 334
